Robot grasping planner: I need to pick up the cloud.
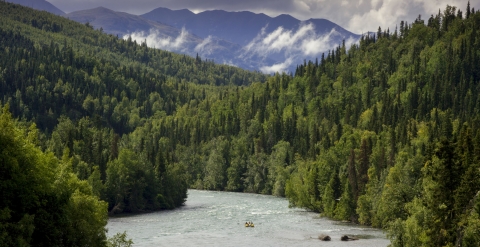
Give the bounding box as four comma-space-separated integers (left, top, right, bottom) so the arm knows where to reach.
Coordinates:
124, 28, 189, 51
240, 21, 361, 73
243, 22, 359, 59
222, 60, 238, 67
194, 35, 213, 55
248, 22, 361, 73
260, 57, 294, 74
243, 23, 313, 58
50, 0, 471, 34
266, 24, 314, 53
416, 0, 466, 15
300, 28, 342, 56
347, 0, 412, 34
343, 0, 466, 33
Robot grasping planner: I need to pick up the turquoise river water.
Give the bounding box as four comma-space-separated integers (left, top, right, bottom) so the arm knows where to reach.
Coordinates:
107, 189, 390, 247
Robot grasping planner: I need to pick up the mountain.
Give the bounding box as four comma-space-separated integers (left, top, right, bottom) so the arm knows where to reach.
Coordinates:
4, 1, 360, 73
67, 6, 359, 73
141, 8, 355, 47
6, 0, 65, 15
67, 7, 188, 38
140, 8, 360, 72
67, 7, 275, 71
142, 8, 273, 46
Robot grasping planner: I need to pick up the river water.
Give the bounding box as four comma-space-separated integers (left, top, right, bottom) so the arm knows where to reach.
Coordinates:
107, 190, 390, 247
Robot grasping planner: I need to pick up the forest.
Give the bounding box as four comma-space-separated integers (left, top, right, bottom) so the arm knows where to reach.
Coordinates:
1, 1, 480, 246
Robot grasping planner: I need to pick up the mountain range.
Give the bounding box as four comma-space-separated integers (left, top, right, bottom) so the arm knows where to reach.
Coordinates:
7, 0, 360, 73
141, 8, 356, 47
64, 7, 272, 70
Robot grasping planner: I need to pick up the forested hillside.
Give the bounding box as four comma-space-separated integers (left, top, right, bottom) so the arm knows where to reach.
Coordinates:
2, 1, 480, 246
124, 3, 480, 246
0, 2, 265, 245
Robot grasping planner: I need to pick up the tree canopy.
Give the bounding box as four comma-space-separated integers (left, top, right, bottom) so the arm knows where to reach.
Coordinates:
1, 1, 480, 246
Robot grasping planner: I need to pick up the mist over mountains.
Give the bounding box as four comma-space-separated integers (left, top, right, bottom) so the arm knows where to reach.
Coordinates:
8, 0, 360, 73
138, 7, 360, 73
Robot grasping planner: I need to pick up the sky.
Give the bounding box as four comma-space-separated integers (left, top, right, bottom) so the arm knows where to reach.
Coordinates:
49, 0, 475, 34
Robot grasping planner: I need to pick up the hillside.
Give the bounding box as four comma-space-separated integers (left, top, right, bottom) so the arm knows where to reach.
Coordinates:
2, 1, 480, 247
137, 3, 480, 246
0, 2, 264, 245
6, 0, 65, 15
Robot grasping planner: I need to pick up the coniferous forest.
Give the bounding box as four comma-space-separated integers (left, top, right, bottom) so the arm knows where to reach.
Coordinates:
2, 1, 480, 246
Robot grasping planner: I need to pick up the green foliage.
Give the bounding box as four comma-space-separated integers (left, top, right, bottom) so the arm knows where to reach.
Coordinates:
2, 1, 480, 246
107, 231, 133, 247
203, 137, 229, 190
0, 105, 107, 246
462, 192, 480, 246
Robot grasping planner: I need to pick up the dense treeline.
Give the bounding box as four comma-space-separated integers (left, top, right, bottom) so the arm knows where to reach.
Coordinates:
0, 106, 136, 246
0, 2, 266, 245
121, 3, 480, 246
2, 1, 480, 246
0, 106, 108, 246
0, 1, 199, 216
0, 2, 265, 133
0, 0, 266, 219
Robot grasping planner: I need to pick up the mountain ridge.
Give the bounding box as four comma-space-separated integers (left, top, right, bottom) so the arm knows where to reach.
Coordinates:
8, 0, 360, 73
66, 6, 193, 38
66, 7, 274, 71
141, 7, 358, 46
6, 0, 65, 15
139, 6, 360, 72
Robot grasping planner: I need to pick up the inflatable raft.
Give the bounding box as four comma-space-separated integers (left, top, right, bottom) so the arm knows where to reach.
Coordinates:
245, 222, 254, 227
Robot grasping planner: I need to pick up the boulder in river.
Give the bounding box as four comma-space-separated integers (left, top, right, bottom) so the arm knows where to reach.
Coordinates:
318, 234, 331, 241
341, 235, 359, 241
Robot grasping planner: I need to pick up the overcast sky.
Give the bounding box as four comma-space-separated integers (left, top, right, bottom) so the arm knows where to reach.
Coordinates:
49, 0, 475, 34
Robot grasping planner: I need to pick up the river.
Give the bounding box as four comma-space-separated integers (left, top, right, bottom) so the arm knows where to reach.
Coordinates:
107, 190, 390, 247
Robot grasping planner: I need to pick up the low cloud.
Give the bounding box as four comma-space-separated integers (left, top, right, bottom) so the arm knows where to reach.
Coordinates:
260, 57, 294, 74
244, 23, 358, 58
124, 28, 189, 52
243, 22, 360, 73
301, 31, 359, 56
194, 35, 213, 55
266, 24, 314, 53
222, 60, 238, 67
122, 22, 360, 74
244, 23, 316, 58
